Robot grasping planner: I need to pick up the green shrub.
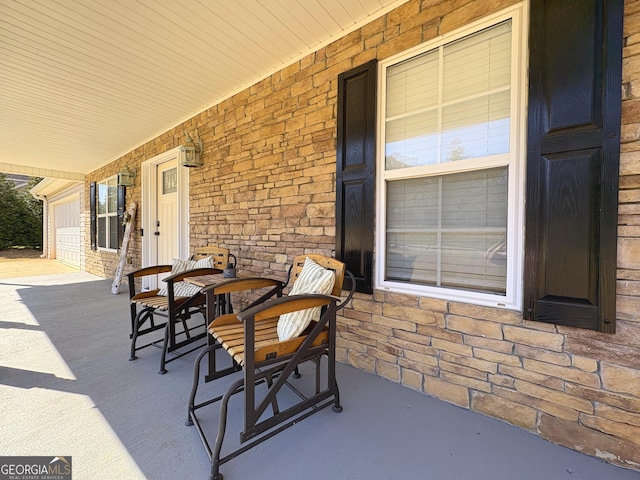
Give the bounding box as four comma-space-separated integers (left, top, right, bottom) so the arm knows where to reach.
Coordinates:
0, 174, 43, 250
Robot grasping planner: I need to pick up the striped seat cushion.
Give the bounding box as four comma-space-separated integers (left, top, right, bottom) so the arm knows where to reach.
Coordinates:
277, 257, 335, 341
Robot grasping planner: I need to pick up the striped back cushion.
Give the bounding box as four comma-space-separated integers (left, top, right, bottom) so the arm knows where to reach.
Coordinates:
157, 256, 212, 297
194, 255, 213, 269
277, 257, 336, 341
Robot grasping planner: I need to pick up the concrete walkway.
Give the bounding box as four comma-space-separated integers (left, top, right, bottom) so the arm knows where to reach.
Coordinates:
1, 270, 639, 480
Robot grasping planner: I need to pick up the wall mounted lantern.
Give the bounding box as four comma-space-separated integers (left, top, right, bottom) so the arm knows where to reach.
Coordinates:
117, 165, 136, 187
179, 133, 203, 167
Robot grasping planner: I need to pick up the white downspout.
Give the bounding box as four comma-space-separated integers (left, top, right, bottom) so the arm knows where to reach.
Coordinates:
30, 192, 49, 258
40, 195, 48, 258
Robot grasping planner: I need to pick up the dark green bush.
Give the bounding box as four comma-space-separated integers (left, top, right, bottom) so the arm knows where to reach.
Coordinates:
0, 174, 43, 250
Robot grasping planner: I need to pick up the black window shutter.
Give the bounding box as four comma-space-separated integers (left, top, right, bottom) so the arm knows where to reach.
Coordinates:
524, 0, 623, 332
336, 59, 377, 294
90, 181, 97, 251
117, 185, 126, 248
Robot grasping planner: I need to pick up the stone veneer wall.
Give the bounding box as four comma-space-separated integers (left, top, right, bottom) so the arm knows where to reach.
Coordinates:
84, 0, 640, 470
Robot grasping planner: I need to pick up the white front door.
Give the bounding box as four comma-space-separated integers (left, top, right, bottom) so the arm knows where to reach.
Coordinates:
156, 159, 178, 269
141, 148, 190, 291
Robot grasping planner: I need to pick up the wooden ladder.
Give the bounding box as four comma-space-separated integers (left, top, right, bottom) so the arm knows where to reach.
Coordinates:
112, 202, 137, 294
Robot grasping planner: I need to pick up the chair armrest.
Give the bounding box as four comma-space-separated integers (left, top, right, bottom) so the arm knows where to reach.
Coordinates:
202, 277, 285, 311
128, 264, 172, 280
337, 269, 356, 311
237, 294, 338, 323
127, 265, 173, 299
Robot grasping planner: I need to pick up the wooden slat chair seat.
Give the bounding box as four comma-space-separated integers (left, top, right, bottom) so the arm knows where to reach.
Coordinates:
128, 246, 233, 374
132, 293, 182, 310
210, 317, 330, 366
186, 254, 354, 480
210, 318, 279, 365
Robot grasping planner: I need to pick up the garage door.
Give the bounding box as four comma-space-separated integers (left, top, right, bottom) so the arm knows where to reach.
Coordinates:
54, 199, 81, 268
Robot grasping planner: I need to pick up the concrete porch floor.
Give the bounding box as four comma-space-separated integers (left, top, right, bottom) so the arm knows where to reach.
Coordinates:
1, 270, 639, 480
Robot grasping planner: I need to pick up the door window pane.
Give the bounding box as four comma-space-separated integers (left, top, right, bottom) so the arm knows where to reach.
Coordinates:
163, 168, 177, 194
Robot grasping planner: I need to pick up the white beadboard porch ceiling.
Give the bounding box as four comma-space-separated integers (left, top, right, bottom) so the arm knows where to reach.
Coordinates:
0, 0, 407, 181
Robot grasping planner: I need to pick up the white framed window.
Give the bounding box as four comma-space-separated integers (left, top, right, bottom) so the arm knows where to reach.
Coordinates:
376, 4, 527, 310
97, 175, 119, 251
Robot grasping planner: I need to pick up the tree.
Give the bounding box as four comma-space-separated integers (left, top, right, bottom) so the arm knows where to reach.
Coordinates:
0, 174, 43, 250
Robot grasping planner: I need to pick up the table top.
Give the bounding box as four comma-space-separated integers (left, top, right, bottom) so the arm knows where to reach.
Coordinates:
184, 273, 282, 290
184, 273, 230, 288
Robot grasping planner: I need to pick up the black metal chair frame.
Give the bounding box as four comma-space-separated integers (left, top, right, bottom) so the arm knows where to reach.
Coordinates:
185, 256, 354, 480
128, 265, 225, 374
200, 277, 286, 383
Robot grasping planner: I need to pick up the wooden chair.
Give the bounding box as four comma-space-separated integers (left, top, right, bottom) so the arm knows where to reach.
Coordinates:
186, 254, 354, 480
127, 245, 235, 374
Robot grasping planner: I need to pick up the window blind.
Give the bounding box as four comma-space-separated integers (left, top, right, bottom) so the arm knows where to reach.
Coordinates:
385, 20, 512, 170
386, 167, 508, 293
